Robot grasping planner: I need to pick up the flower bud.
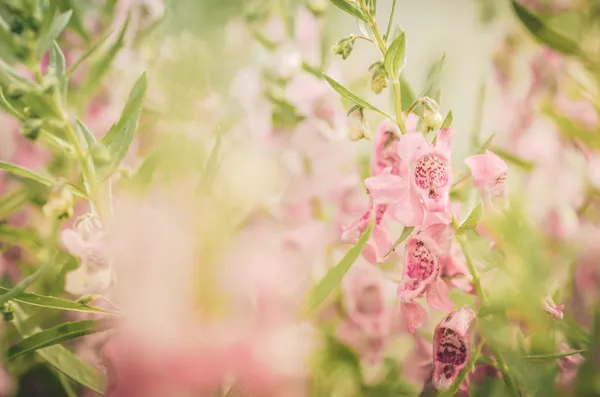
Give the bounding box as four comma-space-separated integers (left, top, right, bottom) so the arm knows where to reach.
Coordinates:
421, 97, 443, 131
346, 106, 371, 141
369, 61, 388, 94
74, 213, 104, 239
42, 180, 74, 220
2, 302, 14, 322
307, 0, 329, 15
332, 35, 356, 60
19, 118, 43, 141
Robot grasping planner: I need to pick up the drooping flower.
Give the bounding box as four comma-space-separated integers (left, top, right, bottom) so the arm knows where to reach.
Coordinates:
464, 150, 508, 210
61, 215, 111, 296
432, 306, 476, 391
557, 343, 584, 388
396, 225, 455, 333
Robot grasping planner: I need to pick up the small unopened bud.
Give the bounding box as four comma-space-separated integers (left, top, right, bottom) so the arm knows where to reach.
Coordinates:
346, 106, 371, 141
76, 295, 97, 305
421, 97, 443, 132
307, 0, 328, 15
41, 76, 57, 94
42, 180, 74, 220
369, 61, 388, 94
2, 302, 14, 322
332, 35, 356, 60
74, 213, 103, 239
19, 118, 43, 141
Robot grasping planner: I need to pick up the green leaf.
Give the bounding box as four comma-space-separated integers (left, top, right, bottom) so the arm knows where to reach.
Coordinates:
58, 0, 90, 41
322, 74, 394, 119
511, 1, 588, 59
384, 226, 415, 258
36, 10, 73, 58
400, 77, 415, 109
418, 52, 446, 98
75, 119, 98, 147
0, 253, 59, 307
83, 16, 129, 96
0, 224, 42, 249
476, 132, 496, 154
12, 306, 105, 394
307, 220, 374, 311
8, 319, 114, 359
0, 86, 23, 119
197, 131, 222, 193
491, 146, 535, 171
330, 0, 368, 22
0, 188, 29, 220
441, 110, 453, 129
100, 72, 147, 175
0, 161, 55, 186
49, 42, 67, 103
66, 30, 112, 76
366, 0, 377, 16
384, 31, 406, 79
0, 285, 116, 315
456, 204, 483, 235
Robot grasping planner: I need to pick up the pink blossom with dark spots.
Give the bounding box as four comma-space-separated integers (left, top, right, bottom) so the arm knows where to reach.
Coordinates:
433, 306, 476, 391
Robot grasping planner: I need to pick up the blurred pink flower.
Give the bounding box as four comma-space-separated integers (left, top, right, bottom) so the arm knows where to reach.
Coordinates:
432, 306, 476, 391
557, 343, 584, 388
61, 216, 111, 296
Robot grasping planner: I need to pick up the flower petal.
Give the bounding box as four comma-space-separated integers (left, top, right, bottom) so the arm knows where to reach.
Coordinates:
365, 167, 407, 204
426, 277, 454, 312
400, 301, 427, 334
61, 229, 86, 257
397, 133, 428, 164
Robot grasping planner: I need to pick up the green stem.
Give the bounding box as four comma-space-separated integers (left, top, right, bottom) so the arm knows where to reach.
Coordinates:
0, 252, 58, 307
491, 346, 521, 396
445, 340, 485, 395
451, 215, 486, 305
384, 0, 397, 41
524, 349, 585, 360
359, 0, 408, 134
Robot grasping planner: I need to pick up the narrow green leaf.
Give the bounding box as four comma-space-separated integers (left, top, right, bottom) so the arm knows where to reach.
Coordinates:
197, 131, 222, 193
322, 74, 394, 119
400, 77, 415, 109
456, 204, 482, 235
56, 371, 78, 397
0, 86, 23, 119
441, 110, 453, 129
0, 253, 58, 307
307, 220, 374, 311
0, 225, 42, 249
59, 0, 90, 41
75, 119, 98, 147
66, 30, 112, 76
36, 10, 73, 58
476, 132, 496, 154
491, 146, 535, 171
366, 0, 377, 16
384, 226, 414, 258
49, 42, 67, 103
418, 52, 446, 98
0, 58, 37, 88
0, 285, 116, 315
83, 16, 129, 96
330, 0, 368, 22
511, 1, 587, 59
8, 319, 114, 359
384, 31, 406, 79
100, 72, 147, 175
12, 307, 106, 394
0, 161, 54, 186
524, 349, 586, 360
0, 188, 29, 220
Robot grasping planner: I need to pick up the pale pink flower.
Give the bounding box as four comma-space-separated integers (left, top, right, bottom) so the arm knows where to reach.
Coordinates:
61, 216, 111, 296
542, 295, 564, 320
342, 265, 391, 338
400, 301, 427, 334
464, 150, 508, 210
557, 343, 584, 388
555, 94, 599, 130
432, 306, 476, 391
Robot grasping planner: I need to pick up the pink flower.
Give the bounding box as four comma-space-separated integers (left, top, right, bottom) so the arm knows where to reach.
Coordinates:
341, 201, 392, 264
432, 305, 476, 391
464, 150, 508, 209
396, 225, 455, 333
61, 215, 111, 296
397, 128, 454, 221
557, 343, 584, 388
342, 265, 391, 338
543, 295, 564, 320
